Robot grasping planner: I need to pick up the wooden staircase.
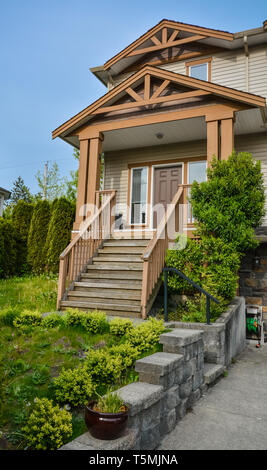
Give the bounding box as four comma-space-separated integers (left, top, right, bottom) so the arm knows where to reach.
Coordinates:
60, 238, 149, 318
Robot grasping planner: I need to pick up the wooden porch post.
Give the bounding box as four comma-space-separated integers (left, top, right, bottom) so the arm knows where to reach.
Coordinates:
86, 133, 104, 211
73, 139, 89, 231
220, 117, 234, 160
206, 119, 219, 165
73, 132, 104, 231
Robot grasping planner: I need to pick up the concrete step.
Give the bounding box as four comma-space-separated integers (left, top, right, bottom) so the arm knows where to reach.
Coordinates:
61, 300, 141, 313
204, 363, 225, 385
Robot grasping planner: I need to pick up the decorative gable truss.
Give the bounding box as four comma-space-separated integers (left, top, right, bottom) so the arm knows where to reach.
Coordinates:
104, 20, 234, 71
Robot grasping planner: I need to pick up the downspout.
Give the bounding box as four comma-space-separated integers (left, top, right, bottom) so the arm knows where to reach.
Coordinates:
243, 35, 249, 92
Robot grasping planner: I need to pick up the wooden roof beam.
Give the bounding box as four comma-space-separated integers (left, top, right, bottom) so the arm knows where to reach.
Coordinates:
126, 34, 206, 57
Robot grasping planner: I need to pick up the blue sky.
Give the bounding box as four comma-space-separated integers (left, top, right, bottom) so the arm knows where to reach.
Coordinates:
0, 0, 266, 194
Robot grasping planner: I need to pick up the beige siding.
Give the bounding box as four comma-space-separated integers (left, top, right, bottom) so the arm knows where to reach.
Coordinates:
236, 133, 267, 225
109, 46, 267, 99
104, 140, 206, 221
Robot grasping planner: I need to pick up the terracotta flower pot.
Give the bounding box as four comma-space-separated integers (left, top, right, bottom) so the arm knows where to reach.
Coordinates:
85, 401, 129, 440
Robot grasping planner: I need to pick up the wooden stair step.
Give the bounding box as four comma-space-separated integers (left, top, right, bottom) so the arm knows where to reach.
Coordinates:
82, 271, 143, 281
106, 239, 149, 246
60, 303, 141, 318
95, 255, 142, 262
88, 263, 143, 271
80, 274, 142, 285
61, 300, 141, 313
74, 281, 141, 291
68, 291, 140, 303
98, 247, 145, 254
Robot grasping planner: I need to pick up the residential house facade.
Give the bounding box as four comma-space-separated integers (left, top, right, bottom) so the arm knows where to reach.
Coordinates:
53, 19, 267, 318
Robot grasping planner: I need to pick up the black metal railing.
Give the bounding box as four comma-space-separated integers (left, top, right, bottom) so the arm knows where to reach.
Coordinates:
163, 267, 220, 325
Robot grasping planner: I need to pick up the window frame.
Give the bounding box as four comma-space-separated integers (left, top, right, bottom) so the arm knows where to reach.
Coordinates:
185, 57, 212, 82
129, 166, 149, 226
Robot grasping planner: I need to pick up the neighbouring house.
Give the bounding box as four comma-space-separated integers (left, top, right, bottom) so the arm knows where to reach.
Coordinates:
0, 187, 10, 216
52, 18, 267, 319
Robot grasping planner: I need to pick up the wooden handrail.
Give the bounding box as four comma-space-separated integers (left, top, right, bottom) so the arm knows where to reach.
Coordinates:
57, 190, 116, 309
141, 186, 184, 318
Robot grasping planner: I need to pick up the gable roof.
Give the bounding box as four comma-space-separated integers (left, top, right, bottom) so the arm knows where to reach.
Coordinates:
52, 65, 266, 140
103, 19, 234, 72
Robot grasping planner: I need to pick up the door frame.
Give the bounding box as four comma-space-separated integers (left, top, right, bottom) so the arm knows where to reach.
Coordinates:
150, 162, 184, 229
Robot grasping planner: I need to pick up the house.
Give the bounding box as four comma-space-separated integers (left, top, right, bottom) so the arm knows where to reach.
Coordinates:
53, 19, 267, 318
0, 187, 10, 216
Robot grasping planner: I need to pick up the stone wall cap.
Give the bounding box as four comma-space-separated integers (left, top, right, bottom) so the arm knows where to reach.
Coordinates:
60, 428, 139, 450
159, 328, 203, 346
135, 352, 183, 375
116, 381, 163, 416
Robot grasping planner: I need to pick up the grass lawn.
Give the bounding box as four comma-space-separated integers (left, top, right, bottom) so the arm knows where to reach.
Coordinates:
0, 274, 58, 313
0, 275, 163, 450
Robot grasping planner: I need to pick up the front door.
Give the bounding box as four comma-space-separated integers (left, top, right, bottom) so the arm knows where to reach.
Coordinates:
153, 165, 182, 228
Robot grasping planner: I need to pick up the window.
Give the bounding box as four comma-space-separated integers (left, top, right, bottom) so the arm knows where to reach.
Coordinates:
130, 167, 148, 224
186, 58, 211, 82
188, 161, 207, 223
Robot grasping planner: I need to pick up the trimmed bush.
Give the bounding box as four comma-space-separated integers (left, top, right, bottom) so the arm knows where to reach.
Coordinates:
108, 343, 140, 368
126, 318, 165, 352
45, 198, 74, 273
22, 398, 72, 450
109, 318, 134, 336
190, 152, 265, 253
85, 349, 124, 384
13, 310, 42, 329
81, 311, 108, 334
27, 200, 50, 274
42, 313, 65, 328
0, 218, 18, 278
0, 306, 21, 326
53, 366, 95, 406
11, 201, 34, 274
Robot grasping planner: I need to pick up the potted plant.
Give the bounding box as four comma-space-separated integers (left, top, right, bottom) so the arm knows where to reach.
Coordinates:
85, 391, 129, 440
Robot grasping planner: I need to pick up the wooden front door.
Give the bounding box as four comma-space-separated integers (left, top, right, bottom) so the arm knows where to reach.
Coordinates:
153, 165, 182, 228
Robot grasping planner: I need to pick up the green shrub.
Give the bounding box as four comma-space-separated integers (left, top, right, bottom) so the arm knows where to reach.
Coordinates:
65, 308, 86, 327
108, 343, 140, 367
22, 398, 72, 450
190, 152, 265, 253
45, 198, 74, 273
126, 318, 165, 352
109, 318, 134, 336
27, 200, 51, 274
42, 312, 65, 328
53, 366, 95, 406
0, 306, 21, 326
0, 218, 18, 278
81, 311, 108, 333
165, 236, 240, 302
13, 310, 42, 328
85, 349, 124, 384
11, 201, 34, 274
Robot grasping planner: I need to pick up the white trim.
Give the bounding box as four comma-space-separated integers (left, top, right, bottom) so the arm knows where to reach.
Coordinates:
150, 162, 184, 229
130, 165, 149, 226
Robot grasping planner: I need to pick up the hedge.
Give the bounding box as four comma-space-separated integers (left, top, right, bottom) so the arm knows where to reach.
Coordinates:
27, 200, 51, 274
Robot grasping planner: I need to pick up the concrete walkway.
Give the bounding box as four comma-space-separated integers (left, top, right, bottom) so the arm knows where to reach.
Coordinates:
159, 344, 267, 450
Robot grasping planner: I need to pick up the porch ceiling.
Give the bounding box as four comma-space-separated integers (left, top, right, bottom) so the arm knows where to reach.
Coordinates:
102, 108, 267, 152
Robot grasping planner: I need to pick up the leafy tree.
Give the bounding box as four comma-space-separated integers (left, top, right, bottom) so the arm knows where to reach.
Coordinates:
0, 219, 18, 278
27, 200, 51, 273
12, 201, 34, 274
35, 162, 66, 201
190, 152, 265, 253
45, 198, 74, 273
9, 176, 32, 204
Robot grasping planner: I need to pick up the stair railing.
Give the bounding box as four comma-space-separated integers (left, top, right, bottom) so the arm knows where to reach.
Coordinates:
140, 186, 184, 319
163, 267, 220, 325
57, 190, 116, 309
